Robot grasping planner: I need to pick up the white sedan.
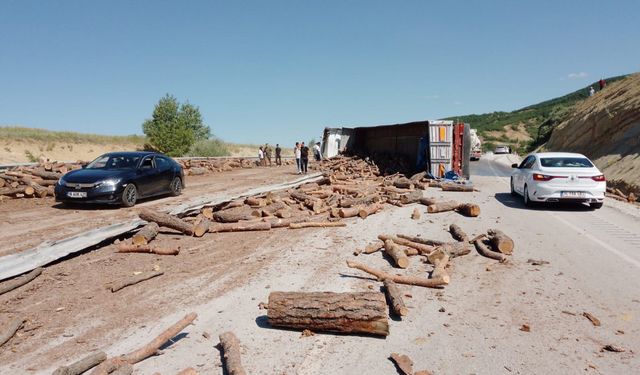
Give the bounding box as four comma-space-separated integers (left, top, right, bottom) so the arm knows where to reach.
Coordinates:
510, 152, 606, 209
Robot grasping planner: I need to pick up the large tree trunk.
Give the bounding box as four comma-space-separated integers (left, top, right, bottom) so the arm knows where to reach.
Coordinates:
218, 332, 247, 375
383, 280, 408, 317
138, 208, 194, 235
384, 239, 409, 268
427, 201, 459, 213
456, 203, 481, 217
487, 229, 514, 254
267, 291, 389, 336
132, 223, 160, 246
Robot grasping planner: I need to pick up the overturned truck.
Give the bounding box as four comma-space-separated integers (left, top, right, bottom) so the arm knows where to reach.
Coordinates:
322, 120, 471, 178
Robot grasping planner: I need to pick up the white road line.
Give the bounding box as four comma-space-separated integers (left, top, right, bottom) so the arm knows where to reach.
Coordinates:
549, 212, 640, 269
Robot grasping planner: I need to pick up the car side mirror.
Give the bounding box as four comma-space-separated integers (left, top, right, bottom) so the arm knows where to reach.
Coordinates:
511, 163, 518, 168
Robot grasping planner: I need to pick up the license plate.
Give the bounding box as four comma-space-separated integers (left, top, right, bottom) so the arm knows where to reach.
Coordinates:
561, 191, 585, 198
67, 191, 87, 198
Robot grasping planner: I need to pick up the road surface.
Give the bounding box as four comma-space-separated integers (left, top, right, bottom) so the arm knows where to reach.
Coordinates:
1, 155, 638, 374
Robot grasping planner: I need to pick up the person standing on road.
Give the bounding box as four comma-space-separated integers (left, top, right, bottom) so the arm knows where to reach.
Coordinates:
275, 144, 282, 166
264, 144, 272, 166
300, 142, 309, 174
313, 142, 322, 161
294, 142, 301, 174
258, 146, 265, 166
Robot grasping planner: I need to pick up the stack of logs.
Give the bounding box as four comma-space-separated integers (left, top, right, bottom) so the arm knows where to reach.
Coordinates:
0, 161, 82, 199
179, 157, 296, 176
605, 186, 638, 203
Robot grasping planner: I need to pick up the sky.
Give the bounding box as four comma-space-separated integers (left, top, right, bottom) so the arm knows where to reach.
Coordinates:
1, 0, 639, 146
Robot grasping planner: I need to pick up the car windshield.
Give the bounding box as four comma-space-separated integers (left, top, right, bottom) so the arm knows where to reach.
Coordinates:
86, 155, 141, 169
540, 157, 593, 168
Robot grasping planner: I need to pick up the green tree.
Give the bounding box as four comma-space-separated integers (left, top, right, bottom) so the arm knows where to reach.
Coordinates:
142, 94, 210, 156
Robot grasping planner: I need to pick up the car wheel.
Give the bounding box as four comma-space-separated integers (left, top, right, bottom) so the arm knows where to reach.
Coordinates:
510, 178, 517, 196
523, 185, 536, 207
121, 184, 138, 207
590, 202, 603, 209
170, 177, 183, 196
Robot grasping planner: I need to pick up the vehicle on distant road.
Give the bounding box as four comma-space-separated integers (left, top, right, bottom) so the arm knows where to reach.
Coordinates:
54, 151, 184, 207
470, 149, 482, 161
494, 145, 510, 154
510, 152, 605, 209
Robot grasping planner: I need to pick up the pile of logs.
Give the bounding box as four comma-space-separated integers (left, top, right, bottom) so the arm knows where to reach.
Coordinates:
0, 161, 82, 199
605, 186, 638, 203
179, 157, 295, 176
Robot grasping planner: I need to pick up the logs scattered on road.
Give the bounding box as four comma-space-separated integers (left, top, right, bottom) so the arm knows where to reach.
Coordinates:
138, 208, 194, 236
473, 237, 507, 262
116, 243, 179, 256
109, 271, 164, 292
383, 280, 408, 317
53, 351, 108, 375
267, 291, 389, 336
213, 205, 261, 223
430, 253, 450, 284
378, 235, 434, 255
346, 260, 448, 288
0, 317, 24, 347
383, 239, 410, 268
457, 203, 481, 217
0, 267, 43, 296
0, 160, 83, 199
426, 200, 481, 217
487, 229, 514, 254
411, 207, 421, 220
210, 221, 272, 233
218, 331, 247, 375
89, 313, 197, 375
440, 183, 475, 192
289, 221, 346, 229
449, 224, 469, 242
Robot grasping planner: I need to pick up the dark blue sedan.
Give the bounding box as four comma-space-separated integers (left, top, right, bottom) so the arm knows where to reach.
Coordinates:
55, 151, 184, 207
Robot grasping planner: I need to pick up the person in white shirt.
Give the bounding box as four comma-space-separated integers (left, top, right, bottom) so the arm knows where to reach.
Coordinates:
294, 142, 301, 174
313, 142, 322, 161
258, 147, 264, 166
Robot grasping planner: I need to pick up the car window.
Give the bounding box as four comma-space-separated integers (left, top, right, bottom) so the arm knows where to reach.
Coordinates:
540, 157, 593, 168
86, 155, 140, 169
155, 156, 170, 169
518, 156, 533, 169
140, 156, 154, 169
524, 156, 536, 169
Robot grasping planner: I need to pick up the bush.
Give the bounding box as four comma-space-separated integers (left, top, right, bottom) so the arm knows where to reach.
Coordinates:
24, 150, 38, 162
186, 138, 230, 157
142, 94, 210, 157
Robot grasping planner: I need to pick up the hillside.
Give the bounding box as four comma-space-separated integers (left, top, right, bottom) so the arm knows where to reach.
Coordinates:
544, 73, 640, 196
445, 74, 628, 153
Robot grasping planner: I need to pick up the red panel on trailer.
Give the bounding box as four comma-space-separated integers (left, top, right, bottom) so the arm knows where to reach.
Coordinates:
452, 123, 464, 175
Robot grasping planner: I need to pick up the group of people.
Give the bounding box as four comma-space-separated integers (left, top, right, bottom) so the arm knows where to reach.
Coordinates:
588, 78, 607, 97
257, 144, 282, 166
258, 141, 321, 174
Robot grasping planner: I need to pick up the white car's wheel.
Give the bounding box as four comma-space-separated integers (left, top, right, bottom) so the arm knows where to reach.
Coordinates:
524, 185, 536, 207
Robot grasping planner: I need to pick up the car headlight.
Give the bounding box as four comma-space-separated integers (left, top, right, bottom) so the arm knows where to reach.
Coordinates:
57, 177, 66, 186
96, 178, 121, 188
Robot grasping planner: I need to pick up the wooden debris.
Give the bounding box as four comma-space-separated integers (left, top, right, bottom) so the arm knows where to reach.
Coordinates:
358, 203, 382, 219
378, 235, 434, 255
389, 352, 414, 375
132, 223, 160, 246
456, 203, 481, 217
427, 200, 459, 213
383, 280, 408, 316
411, 208, 421, 220
210, 221, 271, 233
138, 208, 194, 236
346, 260, 448, 288
430, 253, 450, 284
289, 221, 346, 229
213, 205, 261, 223
53, 351, 108, 375
487, 229, 514, 254
116, 244, 179, 256
383, 240, 409, 268
449, 224, 469, 242
396, 234, 445, 247
267, 291, 389, 336
0, 317, 24, 347
583, 312, 601, 327
110, 271, 164, 292
0, 267, 43, 296
89, 313, 197, 375
473, 238, 506, 262
219, 331, 247, 375
441, 183, 474, 192
363, 240, 385, 254
400, 190, 423, 204
601, 344, 625, 352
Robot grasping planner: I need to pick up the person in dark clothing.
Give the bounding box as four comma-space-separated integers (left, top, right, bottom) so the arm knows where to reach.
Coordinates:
599, 78, 606, 90
300, 142, 309, 174
275, 144, 282, 166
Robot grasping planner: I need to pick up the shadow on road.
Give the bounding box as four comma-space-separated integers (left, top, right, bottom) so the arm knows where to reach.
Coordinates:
494, 192, 595, 212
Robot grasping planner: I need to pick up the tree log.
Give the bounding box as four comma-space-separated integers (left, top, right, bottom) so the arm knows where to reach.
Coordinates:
487, 229, 514, 254
116, 244, 179, 256
389, 353, 414, 375
110, 271, 164, 292
396, 234, 445, 246
219, 331, 247, 375
473, 238, 507, 262
267, 291, 389, 336
0, 267, 43, 296
449, 224, 469, 242
30, 182, 48, 198
427, 200, 459, 213
378, 235, 433, 255
400, 190, 423, 204
193, 216, 211, 237
346, 261, 448, 288
362, 240, 385, 254
0, 186, 30, 196
456, 203, 481, 217
358, 203, 382, 219
411, 208, 421, 220
213, 205, 261, 223
289, 221, 346, 229
0, 317, 24, 347
53, 351, 108, 375
132, 223, 160, 246
27, 169, 62, 180
209, 221, 271, 233
430, 254, 450, 283
245, 196, 267, 207
384, 240, 409, 268
437, 242, 471, 258
441, 183, 474, 192
138, 208, 194, 235
339, 194, 380, 208
383, 280, 408, 316
90, 313, 197, 375
338, 206, 361, 218
393, 177, 414, 189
